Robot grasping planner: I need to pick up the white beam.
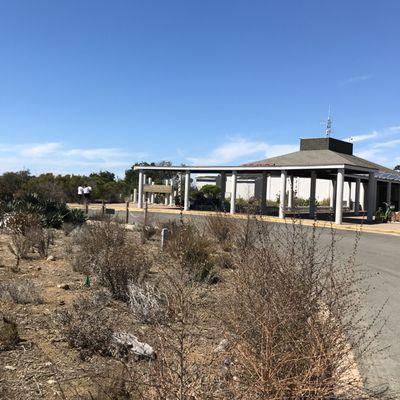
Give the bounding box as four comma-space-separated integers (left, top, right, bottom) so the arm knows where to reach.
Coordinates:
230, 171, 237, 214
309, 171, 316, 218
138, 171, 144, 209
335, 168, 344, 224
184, 171, 190, 211
279, 170, 287, 219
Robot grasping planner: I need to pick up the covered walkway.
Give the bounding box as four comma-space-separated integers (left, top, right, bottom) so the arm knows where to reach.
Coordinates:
133, 137, 400, 224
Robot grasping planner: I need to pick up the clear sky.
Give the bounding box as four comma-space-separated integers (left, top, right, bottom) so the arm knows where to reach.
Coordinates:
0, 0, 399, 176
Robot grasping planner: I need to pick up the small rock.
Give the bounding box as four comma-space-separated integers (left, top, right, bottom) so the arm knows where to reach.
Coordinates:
4, 365, 16, 371
47, 379, 56, 384
44, 362, 52, 367
214, 339, 229, 353
57, 284, 70, 290
37, 266, 42, 271
47, 255, 55, 261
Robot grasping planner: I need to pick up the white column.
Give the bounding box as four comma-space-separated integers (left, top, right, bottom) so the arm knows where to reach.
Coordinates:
288, 175, 294, 210
138, 171, 144, 209
230, 171, 237, 215
309, 171, 317, 218
354, 178, 360, 215
220, 172, 226, 206
267, 174, 272, 201
335, 168, 345, 224
329, 180, 334, 209
261, 171, 267, 214
184, 171, 190, 211
367, 172, 376, 223
169, 179, 174, 206
347, 182, 352, 209
133, 188, 137, 204
386, 182, 392, 204
164, 180, 169, 205
279, 170, 287, 219
150, 181, 155, 203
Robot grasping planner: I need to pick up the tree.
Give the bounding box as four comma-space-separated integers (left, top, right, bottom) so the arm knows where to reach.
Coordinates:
394, 165, 400, 171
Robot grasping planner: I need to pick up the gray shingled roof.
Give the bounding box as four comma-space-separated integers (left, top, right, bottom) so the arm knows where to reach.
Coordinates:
243, 149, 396, 174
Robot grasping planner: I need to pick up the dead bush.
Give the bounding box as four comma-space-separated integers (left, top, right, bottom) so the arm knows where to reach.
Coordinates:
128, 282, 167, 324
0, 316, 20, 351
221, 220, 384, 399
70, 220, 150, 300
205, 212, 237, 244
0, 279, 43, 304
166, 221, 215, 282
31, 226, 54, 258
57, 294, 113, 360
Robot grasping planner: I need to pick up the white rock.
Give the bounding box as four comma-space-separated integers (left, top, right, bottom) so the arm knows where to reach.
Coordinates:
214, 339, 229, 353
57, 283, 70, 290
111, 332, 155, 359
47, 255, 55, 261
4, 365, 16, 371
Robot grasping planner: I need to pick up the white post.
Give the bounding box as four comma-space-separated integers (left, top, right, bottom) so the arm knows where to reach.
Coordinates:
347, 182, 352, 209
309, 171, 316, 218
279, 170, 287, 219
261, 171, 267, 214
267, 174, 271, 202
184, 171, 190, 211
150, 181, 155, 204
329, 180, 334, 209
164, 180, 169, 205
230, 171, 237, 215
354, 178, 360, 215
169, 179, 174, 206
288, 175, 294, 210
133, 188, 137, 204
386, 182, 392, 204
335, 168, 344, 224
138, 171, 144, 209
367, 172, 376, 223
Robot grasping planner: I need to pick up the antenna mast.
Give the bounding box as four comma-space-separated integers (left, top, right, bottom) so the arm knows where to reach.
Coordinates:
325, 106, 332, 137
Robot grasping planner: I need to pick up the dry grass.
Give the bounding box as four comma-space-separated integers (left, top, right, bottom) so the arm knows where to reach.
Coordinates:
0, 279, 43, 304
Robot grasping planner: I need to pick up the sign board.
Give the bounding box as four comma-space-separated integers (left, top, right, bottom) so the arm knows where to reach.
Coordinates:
144, 184, 173, 194
105, 208, 115, 215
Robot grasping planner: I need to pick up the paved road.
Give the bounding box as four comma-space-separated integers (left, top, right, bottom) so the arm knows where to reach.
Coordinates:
115, 210, 400, 395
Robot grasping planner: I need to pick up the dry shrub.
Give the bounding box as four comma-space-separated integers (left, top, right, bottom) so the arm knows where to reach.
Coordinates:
71, 220, 150, 300
205, 212, 237, 244
57, 294, 113, 360
0, 316, 20, 351
0, 279, 43, 304
166, 221, 215, 282
5, 212, 54, 268
221, 219, 385, 399
128, 282, 167, 324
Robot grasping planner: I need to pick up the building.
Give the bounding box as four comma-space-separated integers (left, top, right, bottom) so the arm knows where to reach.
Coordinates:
134, 137, 400, 224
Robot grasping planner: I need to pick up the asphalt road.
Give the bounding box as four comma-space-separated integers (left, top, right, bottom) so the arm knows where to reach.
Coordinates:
118, 210, 400, 395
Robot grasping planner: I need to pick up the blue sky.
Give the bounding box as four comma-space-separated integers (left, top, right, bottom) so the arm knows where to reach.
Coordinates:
0, 0, 399, 176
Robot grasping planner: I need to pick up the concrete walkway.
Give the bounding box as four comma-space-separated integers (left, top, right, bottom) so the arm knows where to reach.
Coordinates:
69, 203, 400, 237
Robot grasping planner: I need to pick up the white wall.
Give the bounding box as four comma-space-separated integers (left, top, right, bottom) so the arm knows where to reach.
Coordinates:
195, 174, 365, 208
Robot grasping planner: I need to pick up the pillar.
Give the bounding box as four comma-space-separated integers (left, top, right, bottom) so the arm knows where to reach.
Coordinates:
220, 172, 227, 206
279, 170, 287, 219
230, 171, 237, 215
169, 179, 174, 206
143, 174, 147, 204
386, 182, 392, 204
367, 172, 376, 223
133, 188, 137, 204
184, 171, 190, 211
150, 181, 155, 203
261, 171, 267, 214
138, 171, 144, 209
267, 174, 272, 202
309, 171, 316, 218
354, 178, 360, 215
164, 180, 169, 205
335, 168, 344, 224
347, 182, 352, 209
288, 175, 294, 210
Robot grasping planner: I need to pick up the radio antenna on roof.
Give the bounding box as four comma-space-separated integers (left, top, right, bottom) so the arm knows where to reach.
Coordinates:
325, 105, 332, 137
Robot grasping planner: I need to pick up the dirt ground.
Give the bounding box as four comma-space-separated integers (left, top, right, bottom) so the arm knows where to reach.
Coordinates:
0, 227, 228, 399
